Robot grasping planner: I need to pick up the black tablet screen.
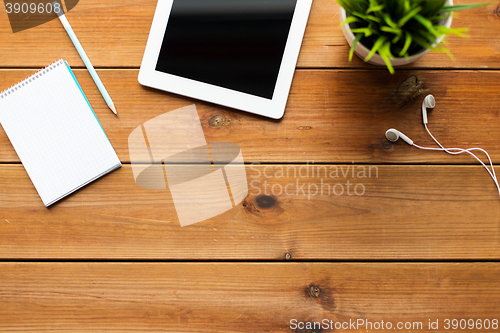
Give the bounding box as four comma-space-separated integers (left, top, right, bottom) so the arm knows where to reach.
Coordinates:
155, 0, 297, 100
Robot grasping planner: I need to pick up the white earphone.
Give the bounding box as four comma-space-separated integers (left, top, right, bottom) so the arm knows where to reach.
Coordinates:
385, 128, 413, 145
421, 94, 435, 125
386, 95, 500, 197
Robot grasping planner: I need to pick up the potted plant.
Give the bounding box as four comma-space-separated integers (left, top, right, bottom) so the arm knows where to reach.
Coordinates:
337, 0, 487, 73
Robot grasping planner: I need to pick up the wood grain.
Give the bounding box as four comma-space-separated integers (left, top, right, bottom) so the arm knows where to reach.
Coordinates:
0, 263, 499, 332
1, 0, 499, 327
0, 164, 498, 260
1, 69, 500, 164
0, 0, 498, 69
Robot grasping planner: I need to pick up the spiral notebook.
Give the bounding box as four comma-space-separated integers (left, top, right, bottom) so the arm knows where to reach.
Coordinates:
0, 60, 121, 207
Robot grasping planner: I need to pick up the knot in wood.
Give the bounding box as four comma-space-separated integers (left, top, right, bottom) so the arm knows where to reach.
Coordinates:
394, 75, 427, 107
255, 195, 276, 209
209, 115, 225, 128
381, 140, 392, 150
309, 285, 321, 298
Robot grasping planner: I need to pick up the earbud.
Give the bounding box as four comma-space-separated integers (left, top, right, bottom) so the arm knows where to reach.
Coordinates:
421, 94, 435, 125
385, 128, 414, 145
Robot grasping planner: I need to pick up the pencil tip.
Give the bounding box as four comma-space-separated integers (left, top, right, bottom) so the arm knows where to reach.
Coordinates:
109, 104, 117, 115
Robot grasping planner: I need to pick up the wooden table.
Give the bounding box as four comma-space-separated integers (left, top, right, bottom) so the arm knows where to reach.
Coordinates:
1, 0, 500, 331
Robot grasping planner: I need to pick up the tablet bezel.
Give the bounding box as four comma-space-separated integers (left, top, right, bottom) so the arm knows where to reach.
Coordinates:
138, 0, 312, 119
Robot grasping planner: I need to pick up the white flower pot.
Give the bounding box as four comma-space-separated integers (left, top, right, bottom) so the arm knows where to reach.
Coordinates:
340, 0, 453, 67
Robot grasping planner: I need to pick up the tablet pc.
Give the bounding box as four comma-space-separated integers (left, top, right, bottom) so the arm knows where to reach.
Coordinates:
138, 0, 312, 119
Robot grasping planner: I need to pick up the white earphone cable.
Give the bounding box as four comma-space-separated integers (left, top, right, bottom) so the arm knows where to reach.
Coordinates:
425, 124, 499, 191
412, 125, 500, 196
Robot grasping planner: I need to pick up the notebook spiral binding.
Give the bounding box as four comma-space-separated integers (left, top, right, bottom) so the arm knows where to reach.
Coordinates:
0, 59, 65, 100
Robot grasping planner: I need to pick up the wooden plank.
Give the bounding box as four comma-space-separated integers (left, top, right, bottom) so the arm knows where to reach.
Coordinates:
0, 263, 499, 332
0, 0, 499, 69
0, 164, 498, 260
1, 69, 500, 164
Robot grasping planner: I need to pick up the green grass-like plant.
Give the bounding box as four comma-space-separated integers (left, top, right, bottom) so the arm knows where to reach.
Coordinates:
337, 0, 488, 73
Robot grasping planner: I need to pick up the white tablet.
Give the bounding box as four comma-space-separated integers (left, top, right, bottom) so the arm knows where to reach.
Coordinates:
139, 0, 312, 119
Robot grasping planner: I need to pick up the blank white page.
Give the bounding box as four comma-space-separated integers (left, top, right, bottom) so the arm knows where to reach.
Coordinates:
0, 60, 121, 206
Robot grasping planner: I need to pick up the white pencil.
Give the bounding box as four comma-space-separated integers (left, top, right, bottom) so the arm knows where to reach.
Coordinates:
53, 1, 117, 116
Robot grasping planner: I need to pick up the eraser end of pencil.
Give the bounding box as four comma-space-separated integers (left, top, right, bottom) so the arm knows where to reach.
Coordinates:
52, 1, 65, 17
